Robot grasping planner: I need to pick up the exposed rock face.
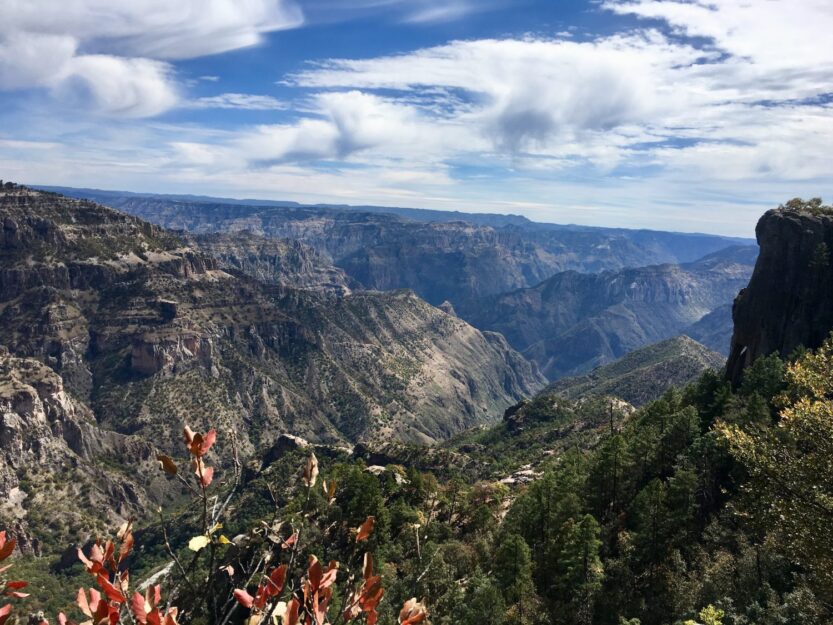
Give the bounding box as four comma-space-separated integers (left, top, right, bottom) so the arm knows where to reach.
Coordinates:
186, 232, 353, 295
0, 351, 165, 554
0, 187, 543, 455
131, 332, 214, 376
727, 208, 833, 384
61, 191, 752, 308
460, 246, 756, 379
545, 335, 725, 407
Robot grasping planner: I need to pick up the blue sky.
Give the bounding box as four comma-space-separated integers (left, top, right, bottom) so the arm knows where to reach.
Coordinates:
1, 0, 831, 236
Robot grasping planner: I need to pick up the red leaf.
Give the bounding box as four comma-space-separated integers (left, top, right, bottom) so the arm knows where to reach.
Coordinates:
268, 565, 287, 596
77, 588, 92, 618
0, 534, 15, 562
96, 575, 125, 604
200, 429, 217, 456
200, 466, 214, 487
3, 592, 27, 599
119, 532, 134, 564
3, 582, 26, 590
320, 563, 338, 590
308, 557, 323, 593
281, 533, 298, 550
131, 591, 148, 624
232, 589, 254, 609
0, 604, 11, 625
363, 553, 373, 581
286, 598, 300, 625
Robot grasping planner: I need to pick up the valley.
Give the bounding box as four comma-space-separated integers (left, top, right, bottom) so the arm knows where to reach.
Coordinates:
2, 185, 832, 625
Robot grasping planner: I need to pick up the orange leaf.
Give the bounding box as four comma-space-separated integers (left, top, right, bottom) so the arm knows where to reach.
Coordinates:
119, 532, 134, 564
156, 455, 178, 476
356, 516, 375, 543
399, 598, 428, 625
303, 453, 319, 488
0, 534, 15, 562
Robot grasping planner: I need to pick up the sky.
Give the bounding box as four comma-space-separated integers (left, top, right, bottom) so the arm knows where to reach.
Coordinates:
0, 1, 832, 236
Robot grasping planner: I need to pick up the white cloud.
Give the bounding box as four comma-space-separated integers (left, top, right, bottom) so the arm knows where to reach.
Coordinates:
0, 0, 303, 116
4, 0, 833, 235
290, 34, 708, 154
301, 0, 505, 25
188, 93, 288, 111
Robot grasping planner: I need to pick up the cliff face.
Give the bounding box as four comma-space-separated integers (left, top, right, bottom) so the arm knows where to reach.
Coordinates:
460, 246, 756, 379
186, 232, 354, 294
727, 208, 833, 384
0, 187, 544, 455
0, 351, 169, 554
68, 192, 751, 308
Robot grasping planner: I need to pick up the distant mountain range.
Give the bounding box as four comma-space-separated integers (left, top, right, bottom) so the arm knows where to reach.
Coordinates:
458, 245, 757, 379
41, 187, 754, 310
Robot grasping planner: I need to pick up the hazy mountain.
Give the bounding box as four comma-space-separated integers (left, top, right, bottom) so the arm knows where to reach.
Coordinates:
684, 304, 734, 355
459, 246, 757, 379
44, 187, 754, 308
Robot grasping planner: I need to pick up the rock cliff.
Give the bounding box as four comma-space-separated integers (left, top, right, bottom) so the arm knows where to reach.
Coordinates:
727, 205, 833, 384
0, 351, 166, 554
185, 232, 354, 294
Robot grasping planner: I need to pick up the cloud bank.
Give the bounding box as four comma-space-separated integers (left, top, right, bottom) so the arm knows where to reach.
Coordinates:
0, 0, 302, 116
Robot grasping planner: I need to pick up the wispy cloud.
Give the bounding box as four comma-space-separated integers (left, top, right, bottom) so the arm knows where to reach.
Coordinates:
187, 93, 288, 111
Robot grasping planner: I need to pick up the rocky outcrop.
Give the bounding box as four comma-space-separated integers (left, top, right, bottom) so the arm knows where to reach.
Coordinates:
131, 332, 215, 376
727, 208, 833, 384
460, 246, 756, 379
186, 232, 353, 294
0, 351, 164, 554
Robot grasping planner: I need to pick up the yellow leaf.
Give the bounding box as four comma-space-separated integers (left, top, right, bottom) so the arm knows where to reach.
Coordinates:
188, 535, 210, 552
218, 535, 231, 545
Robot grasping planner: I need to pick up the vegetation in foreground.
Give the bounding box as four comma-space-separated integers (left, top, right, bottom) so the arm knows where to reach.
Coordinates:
3, 335, 833, 625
